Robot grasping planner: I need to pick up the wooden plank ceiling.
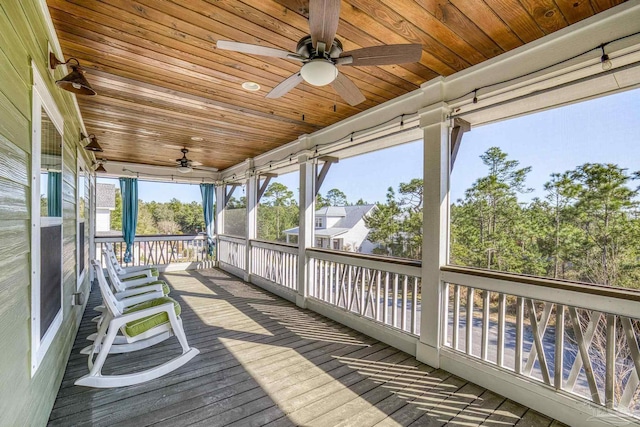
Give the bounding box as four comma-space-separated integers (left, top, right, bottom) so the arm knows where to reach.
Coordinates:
47, 0, 625, 171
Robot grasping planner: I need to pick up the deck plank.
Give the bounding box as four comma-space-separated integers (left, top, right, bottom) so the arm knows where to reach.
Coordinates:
48, 268, 561, 427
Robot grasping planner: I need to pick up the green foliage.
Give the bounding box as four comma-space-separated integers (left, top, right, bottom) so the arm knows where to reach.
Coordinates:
325, 188, 348, 206
364, 183, 423, 260
108, 189, 205, 235
448, 147, 640, 289
111, 189, 122, 230
258, 182, 299, 242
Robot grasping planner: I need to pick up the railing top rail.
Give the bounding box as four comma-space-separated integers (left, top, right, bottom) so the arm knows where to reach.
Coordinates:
218, 234, 247, 244
95, 234, 207, 242
250, 239, 298, 250
307, 247, 422, 268
442, 265, 640, 303
308, 248, 421, 277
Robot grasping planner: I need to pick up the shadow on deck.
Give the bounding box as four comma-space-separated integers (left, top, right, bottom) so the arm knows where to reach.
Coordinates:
48, 268, 564, 427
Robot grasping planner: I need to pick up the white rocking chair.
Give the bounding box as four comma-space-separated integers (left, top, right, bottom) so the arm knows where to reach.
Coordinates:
76, 260, 199, 388
88, 255, 172, 338
104, 242, 159, 280
103, 250, 170, 299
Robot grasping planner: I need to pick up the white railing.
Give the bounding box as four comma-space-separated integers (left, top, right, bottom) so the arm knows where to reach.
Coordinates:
442, 265, 640, 418
308, 248, 422, 336
250, 240, 298, 291
95, 234, 213, 268
218, 235, 246, 271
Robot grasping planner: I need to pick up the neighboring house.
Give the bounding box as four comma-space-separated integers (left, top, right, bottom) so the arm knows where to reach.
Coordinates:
284, 205, 376, 253
96, 183, 115, 233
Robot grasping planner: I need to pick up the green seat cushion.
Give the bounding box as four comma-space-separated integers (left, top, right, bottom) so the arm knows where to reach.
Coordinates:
130, 280, 170, 296
123, 296, 181, 337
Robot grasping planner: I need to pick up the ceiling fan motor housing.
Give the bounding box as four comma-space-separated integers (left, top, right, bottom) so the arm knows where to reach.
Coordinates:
296, 35, 343, 60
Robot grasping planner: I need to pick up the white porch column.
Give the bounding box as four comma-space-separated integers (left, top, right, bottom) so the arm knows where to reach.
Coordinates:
214, 184, 225, 267
416, 102, 451, 368
245, 173, 258, 282
297, 153, 315, 308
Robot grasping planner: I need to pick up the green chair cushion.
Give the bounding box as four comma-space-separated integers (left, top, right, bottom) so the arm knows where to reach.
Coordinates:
123, 296, 181, 337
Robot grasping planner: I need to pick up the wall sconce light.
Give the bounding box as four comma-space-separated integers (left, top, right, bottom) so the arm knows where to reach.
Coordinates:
49, 53, 97, 96
93, 159, 107, 173
81, 132, 103, 152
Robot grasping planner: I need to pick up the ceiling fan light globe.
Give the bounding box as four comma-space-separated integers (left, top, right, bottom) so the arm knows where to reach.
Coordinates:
300, 59, 338, 86
177, 165, 192, 174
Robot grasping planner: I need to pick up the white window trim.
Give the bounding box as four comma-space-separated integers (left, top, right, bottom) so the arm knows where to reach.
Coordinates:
315, 217, 323, 228
88, 173, 96, 282
77, 150, 88, 290
31, 62, 64, 376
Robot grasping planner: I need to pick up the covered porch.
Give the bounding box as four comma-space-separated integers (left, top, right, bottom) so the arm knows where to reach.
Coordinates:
50, 268, 560, 427
2, 0, 640, 426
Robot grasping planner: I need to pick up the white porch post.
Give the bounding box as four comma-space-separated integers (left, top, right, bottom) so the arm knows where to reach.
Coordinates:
245, 173, 257, 282
214, 184, 225, 267
297, 153, 315, 308
416, 102, 450, 368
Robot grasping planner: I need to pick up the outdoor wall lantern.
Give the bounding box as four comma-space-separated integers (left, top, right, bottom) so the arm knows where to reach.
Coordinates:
49, 53, 97, 96
81, 132, 103, 152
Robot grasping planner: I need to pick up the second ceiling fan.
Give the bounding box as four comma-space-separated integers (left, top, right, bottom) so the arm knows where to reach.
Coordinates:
216, 0, 422, 106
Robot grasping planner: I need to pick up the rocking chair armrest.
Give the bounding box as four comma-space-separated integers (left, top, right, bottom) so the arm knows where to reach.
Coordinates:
118, 269, 153, 280
118, 290, 164, 308
110, 302, 177, 328
115, 283, 164, 300
123, 265, 155, 273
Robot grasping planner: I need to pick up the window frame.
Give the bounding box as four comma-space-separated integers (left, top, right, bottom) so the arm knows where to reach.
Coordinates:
315, 217, 323, 228
30, 63, 64, 376
76, 150, 90, 290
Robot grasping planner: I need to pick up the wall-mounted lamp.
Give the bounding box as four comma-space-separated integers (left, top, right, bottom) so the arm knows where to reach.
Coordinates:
93, 159, 107, 173
81, 132, 103, 152
49, 53, 97, 96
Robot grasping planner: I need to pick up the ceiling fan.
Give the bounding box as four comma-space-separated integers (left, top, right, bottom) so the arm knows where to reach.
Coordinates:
216, 0, 422, 106
175, 148, 218, 174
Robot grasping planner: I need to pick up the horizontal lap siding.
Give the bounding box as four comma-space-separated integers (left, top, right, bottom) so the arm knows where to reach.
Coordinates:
0, 1, 89, 426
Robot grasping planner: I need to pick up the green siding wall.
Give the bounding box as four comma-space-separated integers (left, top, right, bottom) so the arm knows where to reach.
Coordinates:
0, 1, 91, 425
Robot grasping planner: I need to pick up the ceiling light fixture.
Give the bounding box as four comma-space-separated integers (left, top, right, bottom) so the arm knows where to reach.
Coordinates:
49, 53, 97, 96
300, 59, 338, 86
242, 81, 261, 91
176, 165, 193, 174
81, 132, 104, 152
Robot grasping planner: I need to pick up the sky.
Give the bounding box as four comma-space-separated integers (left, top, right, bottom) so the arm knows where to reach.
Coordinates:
98, 87, 640, 205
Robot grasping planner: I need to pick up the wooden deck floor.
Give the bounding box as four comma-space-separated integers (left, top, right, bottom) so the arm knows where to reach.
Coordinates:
49, 269, 565, 427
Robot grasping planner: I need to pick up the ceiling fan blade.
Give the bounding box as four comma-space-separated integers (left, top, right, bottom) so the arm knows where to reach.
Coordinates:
309, 0, 341, 51
216, 40, 297, 59
266, 73, 304, 99
331, 73, 366, 106
191, 161, 203, 166
194, 165, 219, 172
340, 44, 423, 66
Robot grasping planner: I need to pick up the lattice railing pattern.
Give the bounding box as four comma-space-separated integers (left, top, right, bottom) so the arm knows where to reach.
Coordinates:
444, 281, 640, 417
96, 235, 211, 267
250, 241, 297, 290
309, 251, 421, 335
